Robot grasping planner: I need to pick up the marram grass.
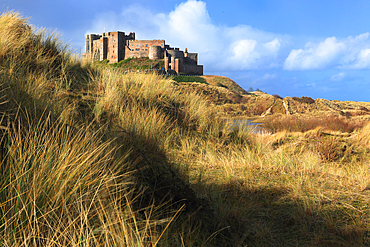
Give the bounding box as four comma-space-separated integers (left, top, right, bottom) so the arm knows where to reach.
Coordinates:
2, 10, 370, 246
0, 116, 178, 246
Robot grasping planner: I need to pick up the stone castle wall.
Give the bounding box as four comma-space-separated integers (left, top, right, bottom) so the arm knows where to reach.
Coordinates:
125, 40, 165, 59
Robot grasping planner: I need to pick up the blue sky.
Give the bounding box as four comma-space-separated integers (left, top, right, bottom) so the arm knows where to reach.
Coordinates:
3, 0, 370, 101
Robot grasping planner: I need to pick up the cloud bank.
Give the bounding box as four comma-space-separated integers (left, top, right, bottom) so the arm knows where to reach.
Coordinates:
87, 0, 370, 74
284, 33, 370, 70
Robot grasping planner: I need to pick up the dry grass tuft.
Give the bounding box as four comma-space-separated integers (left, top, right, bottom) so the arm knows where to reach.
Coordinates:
356, 121, 370, 147
263, 114, 365, 133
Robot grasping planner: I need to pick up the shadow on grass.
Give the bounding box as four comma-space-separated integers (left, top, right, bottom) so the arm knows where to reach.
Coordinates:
102, 123, 369, 246
195, 179, 369, 247
102, 127, 227, 244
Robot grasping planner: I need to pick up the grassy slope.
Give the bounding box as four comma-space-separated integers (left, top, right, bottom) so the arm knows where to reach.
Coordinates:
178, 77, 370, 123
200, 75, 248, 95
2, 11, 370, 246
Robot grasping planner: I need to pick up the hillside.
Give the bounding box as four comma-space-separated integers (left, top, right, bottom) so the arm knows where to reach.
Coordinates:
3, 11, 370, 246
200, 75, 248, 95
174, 76, 370, 121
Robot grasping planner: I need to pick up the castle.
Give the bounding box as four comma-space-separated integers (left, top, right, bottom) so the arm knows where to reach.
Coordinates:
82, 31, 203, 75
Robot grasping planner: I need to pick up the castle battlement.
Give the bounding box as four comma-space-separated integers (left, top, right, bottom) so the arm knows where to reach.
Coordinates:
82, 31, 203, 75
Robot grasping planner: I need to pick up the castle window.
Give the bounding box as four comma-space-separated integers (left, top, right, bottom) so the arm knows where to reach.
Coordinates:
136, 48, 140, 51
161, 44, 164, 47
145, 49, 148, 51
136, 44, 139, 47
145, 44, 148, 47
131, 44, 133, 47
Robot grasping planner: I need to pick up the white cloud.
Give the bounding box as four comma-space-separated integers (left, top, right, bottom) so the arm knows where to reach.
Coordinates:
232, 39, 258, 60
284, 33, 370, 70
264, 38, 281, 54
349, 49, 370, 69
86, 0, 370, 73
86, 0, 286, 71
284, 37, 345, 70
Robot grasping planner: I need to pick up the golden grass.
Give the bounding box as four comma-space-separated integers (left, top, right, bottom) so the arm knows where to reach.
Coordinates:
178, 129, 370, 245
0, 116, 174, 246
356, 121, 370, 147
0, 12, 193, 246
2, 10, 370, 246
263, 114, 365, 133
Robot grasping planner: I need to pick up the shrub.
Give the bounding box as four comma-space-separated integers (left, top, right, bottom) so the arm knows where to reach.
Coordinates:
253, 104, 267, 115
215, 81, 228, 88
314, 137, 347, 161
292, 96, 315, 104
270, 101, 286, 114
229, 93, 244, 104
238, 104, 246, 111
263, 115, 364, 133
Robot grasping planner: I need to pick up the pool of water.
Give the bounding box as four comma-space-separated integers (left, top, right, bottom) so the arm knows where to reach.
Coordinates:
228, 119, 263, 133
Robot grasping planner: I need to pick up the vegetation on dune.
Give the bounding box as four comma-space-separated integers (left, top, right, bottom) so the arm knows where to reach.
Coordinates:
262, 114, 365, 133
201, 75, 248, 95
2, 11, 370, 246
172, 75, 208, 84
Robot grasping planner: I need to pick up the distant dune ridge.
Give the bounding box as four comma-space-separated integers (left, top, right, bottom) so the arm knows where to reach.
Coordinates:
178, 75, 370, 120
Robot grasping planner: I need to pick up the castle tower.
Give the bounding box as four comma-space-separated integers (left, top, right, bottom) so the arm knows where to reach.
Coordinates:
164, 53, 169, 71
175, 58, 181, 74
85, 34, 101, 61
149, 45, 162, 60
100, 36, 108, 61
171, 56, 175, 71
106, 31, 126, 63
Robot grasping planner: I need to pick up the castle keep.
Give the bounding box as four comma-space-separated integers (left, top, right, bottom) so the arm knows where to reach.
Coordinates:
82, 31, 203, 75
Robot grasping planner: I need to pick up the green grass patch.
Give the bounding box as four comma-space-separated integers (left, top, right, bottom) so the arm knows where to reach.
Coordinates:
172, 75, 208, 84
